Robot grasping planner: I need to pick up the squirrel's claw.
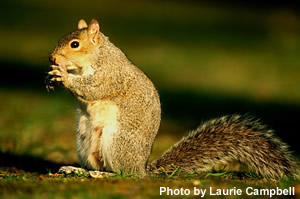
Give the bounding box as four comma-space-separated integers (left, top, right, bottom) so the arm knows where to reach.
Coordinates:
48, 70, 60, 76
50, 77, 62, 82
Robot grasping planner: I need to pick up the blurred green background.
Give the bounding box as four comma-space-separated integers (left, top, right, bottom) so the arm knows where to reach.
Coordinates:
0, 0, 299, 173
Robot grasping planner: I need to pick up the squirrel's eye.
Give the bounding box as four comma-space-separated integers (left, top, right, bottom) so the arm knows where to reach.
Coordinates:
70, 41, 80, 48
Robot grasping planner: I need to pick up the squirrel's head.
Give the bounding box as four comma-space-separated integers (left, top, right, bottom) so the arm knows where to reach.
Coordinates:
49, 19, 103, 74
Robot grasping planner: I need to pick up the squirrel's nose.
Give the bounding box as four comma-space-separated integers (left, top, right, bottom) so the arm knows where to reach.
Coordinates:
49, 54, 56, 65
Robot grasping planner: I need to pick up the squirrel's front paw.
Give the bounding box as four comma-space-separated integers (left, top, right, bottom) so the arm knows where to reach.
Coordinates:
48, 65, 69, 84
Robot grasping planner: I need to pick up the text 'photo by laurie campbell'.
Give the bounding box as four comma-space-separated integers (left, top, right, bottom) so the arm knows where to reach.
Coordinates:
160, 186, 296, 198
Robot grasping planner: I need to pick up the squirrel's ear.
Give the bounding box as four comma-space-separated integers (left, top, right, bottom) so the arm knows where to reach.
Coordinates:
88, 19, 100, 44
78, 19, 88, 30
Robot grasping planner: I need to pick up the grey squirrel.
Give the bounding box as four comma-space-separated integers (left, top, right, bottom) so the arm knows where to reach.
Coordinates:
46, 19, 298, 180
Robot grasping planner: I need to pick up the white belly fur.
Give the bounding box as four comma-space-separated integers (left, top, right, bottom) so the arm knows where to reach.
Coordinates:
76, 100, 119, 171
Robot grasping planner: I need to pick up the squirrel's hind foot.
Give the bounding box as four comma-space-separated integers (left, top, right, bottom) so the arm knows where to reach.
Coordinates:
58, 166, 88, 175
58, 166, 115, 178
88, 171, 116, 178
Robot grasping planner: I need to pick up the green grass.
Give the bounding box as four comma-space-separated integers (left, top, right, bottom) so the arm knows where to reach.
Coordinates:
0, 1, 300, 198
0, 169, 299, 199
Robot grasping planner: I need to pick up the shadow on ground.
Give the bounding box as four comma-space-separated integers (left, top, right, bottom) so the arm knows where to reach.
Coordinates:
0, 152, 77, 173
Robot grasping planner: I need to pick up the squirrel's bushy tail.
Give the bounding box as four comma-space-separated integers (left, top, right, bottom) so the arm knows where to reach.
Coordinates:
147, 114, 298, 180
